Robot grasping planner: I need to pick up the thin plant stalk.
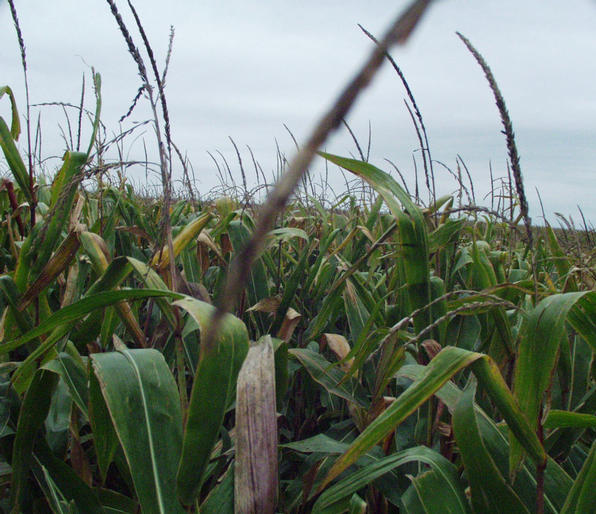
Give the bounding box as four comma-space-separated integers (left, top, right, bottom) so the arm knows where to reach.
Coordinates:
204, 0, 435, 350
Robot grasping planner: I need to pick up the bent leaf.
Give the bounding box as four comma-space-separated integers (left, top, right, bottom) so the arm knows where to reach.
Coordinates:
91, 344, 184, 514
175, 298, 249, 505
453, 384, 529, 513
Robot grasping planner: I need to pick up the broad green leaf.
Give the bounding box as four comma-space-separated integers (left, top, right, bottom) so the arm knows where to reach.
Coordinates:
402, 467, 469, 514
10, 369, 59, 511
266, 226, 309, 247
175, 298, 249, 505
33, 440, 104, 514
127, 257, 177, 327
29, 151, 88, 278
0, 274, 34, 336
42, 352, 89, 417
321, 347, 544, 490
428, 218, 465, 254
0, 289, 183, 354
89, 367, 119, 484
343, 279, 371, 345
97, 488, 138, 514
313, 446, 469, 514
200, 464, 234, 514
228, 219, 270, 307
271, 240, 313, 335
453, 384, 529, 513
544, 225, 576, 291
281, 434, 351, 455
561, 438, 596, 513
511, 291, 589, 475
398, 364, 571, 513
91, 346, 184, 514
544, 410, 596, 429
80, 233, 146, 347
567, 293, 596, 353
320, 347, 481, 488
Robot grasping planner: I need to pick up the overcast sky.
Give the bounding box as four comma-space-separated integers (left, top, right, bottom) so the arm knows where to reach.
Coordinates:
1, 0, 596, 224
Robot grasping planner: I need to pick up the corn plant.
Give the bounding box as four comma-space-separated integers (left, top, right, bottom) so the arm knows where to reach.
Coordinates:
1, 0, 595, 512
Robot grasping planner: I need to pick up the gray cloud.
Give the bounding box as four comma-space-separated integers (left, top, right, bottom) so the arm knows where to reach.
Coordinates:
1, 0, 595, 222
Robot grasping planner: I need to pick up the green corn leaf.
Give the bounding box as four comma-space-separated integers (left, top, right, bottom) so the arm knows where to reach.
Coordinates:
401, 467, 469, 514
175, 298, 249, 505
320, 346, 544, 491
566, 293, 596, 353
32, 440, 104, 514
88, 366, 119, 484
10, 369, 59, 511
91, 344, 184, 514
453, 383, 530, 513
544, 225, 576, 291
69, 256, 137, 346
319, 153, 431, 334
10, 325, 70, 394
0, 117, 31, 203
319, 347, 480, 489
289, 348, 369, 408
281, 434, 352, 455
398, 363, 572, 513
80, 232, 147, 347
428, 217, 465, 254
96, 488, 138, 513
511, 291, 591, 476
266, 226, 309, 246
0, 274, 34, 336
0, 289, 183, 355
560, 438, 596, 513
343, 279, 372, 345
0, 86, 21, 139
271, 239, 313, 335
313, 446, 469, 514
29, 151, 88, 277
544, 410, 596, 430
227, 220, 269, 304
127, 257, 178, 327
42, 351, 89, 417
200, 464, 235, 514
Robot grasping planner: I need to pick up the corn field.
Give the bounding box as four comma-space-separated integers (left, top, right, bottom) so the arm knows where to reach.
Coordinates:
1, 1, 595, 513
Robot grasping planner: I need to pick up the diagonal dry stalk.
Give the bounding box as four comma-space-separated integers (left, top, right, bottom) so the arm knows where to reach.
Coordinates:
203, 0, 435, 350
